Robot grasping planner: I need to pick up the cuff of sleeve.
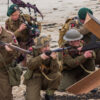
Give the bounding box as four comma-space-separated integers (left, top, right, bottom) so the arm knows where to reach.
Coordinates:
78, 55, 86, 63
14, 29, 21, 37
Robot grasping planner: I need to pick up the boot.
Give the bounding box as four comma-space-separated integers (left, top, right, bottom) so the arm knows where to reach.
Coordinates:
45, 94, 55, 100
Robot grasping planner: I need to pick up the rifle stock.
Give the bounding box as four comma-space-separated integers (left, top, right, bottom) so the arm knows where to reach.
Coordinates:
81, 42, 100, 52
0, 41, 32, 55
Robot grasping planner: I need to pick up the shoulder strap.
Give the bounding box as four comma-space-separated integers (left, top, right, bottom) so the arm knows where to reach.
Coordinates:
80, 64, 94, 74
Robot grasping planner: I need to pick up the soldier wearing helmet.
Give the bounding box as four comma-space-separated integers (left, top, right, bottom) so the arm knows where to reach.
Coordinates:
24, 35, 61, 100
58, 7, 94, 47
58, 29, 95, 91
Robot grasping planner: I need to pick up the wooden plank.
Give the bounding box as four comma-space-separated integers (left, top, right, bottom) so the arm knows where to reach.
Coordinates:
84, 13, 100, 39
66, 69, 100, 94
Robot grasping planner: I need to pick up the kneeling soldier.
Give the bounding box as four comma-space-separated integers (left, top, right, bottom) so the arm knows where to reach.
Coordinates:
58, 29, 95, 91
24, 35, 61, 100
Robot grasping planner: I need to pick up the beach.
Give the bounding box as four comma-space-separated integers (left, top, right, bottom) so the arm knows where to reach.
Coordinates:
0, 0, 100, 99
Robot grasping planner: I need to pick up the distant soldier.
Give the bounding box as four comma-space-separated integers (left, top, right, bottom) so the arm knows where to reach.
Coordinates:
24, 35, 61, 100
58, 29, 95, 91
58, 7, 93, 47
0, 26, 19, 100
5, 4, 41, 49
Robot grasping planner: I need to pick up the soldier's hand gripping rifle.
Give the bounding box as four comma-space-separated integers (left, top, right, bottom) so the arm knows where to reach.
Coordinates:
68, 41, 100, 57
1, 40, 100, 57
0, 41, 32, 55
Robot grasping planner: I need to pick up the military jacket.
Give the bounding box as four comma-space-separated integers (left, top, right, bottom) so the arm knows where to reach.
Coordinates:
0, 27, 18, 70
59, 46, 95, 73
26, 49, 59, 76
5, 14, 33, 42
5, 14, 41, 44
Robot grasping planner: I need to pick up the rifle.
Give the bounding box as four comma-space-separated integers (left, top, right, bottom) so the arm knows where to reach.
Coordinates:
67, 41, 100, 57
0, 41, 32, 55
81, 41, 100, 52
45, 41, 100, 56
1, 41, 100, 57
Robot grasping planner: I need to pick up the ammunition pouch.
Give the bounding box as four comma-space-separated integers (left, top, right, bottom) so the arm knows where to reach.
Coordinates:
24, 69, 33, 80
23, 69, 33, 84
8, 64, 22, 86
0, 53, 22, 86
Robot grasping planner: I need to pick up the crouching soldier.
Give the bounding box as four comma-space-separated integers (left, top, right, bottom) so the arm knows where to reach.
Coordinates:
58, 29, 96, 91
24, 35, 61, 100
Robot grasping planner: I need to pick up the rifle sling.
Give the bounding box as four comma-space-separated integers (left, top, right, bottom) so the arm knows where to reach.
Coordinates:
40, 64, 59, 81
80, 64, 94, 74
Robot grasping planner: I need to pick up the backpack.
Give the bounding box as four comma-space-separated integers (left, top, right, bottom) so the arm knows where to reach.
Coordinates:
58, 17, 79, 47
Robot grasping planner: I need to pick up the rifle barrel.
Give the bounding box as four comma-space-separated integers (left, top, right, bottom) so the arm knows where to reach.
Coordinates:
52, 46, 71, 52
0, 41, 32, 54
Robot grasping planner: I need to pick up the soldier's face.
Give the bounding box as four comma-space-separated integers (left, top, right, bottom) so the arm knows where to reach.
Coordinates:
11, 10, 20, 21
41, 44, 50, 53
69, 40, 81, 47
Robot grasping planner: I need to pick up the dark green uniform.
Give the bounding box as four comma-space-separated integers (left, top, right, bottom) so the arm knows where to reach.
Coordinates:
58, 46, 95, 91
24, 49, 61, 100
0, 27, 18, 100
5, 14, 41, 48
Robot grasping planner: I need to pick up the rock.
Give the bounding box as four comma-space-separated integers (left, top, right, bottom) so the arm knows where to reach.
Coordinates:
53, 8, 58, 10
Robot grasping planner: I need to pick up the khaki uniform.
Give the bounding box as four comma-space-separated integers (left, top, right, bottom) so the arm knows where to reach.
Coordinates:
0, 28, 18, 100
58, 47, 95, 91
58, 16, 100, 65
6, 14, 41, 67
25, 49, 61, 100
58, 17, 92, 46
5, 14, 41, 48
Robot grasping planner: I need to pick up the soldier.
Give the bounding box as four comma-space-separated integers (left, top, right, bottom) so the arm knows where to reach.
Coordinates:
0, 26, 19, 100
5, 4, 41, 67
58, 29, 95, 91
58, 7, 93, 47
58, 7, 100, 65
5, 4, 41, 49
24, 35, 61, 100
